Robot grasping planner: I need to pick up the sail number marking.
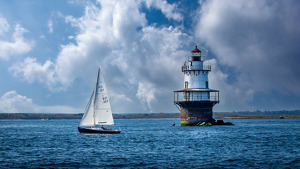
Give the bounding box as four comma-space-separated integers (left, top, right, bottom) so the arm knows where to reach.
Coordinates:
99, 85, 104, 92
102, 96, 109, 103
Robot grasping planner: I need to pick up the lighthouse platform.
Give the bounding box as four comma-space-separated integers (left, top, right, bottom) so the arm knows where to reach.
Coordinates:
174, 88, 220, 126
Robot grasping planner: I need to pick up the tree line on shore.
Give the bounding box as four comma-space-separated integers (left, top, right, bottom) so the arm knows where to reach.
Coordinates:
0, 110, 300, 120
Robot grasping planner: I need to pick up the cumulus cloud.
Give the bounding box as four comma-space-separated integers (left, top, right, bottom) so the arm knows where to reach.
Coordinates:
9, 57, 57, 90
0, 90, 32, 113
60, 0, 189, 112
0, 90, 80, 113
0, 23, 34, 60
197, 0, 300, 110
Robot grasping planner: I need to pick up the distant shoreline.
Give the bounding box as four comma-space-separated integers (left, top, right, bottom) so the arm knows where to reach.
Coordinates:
220, 115, 300, 119
0, 111, 300, 120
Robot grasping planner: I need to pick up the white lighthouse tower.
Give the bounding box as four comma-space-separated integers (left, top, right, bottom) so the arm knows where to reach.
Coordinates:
174, 46, 220, 126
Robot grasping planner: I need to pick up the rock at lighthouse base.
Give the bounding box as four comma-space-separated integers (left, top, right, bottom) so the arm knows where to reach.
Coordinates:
181, 119, 234, 126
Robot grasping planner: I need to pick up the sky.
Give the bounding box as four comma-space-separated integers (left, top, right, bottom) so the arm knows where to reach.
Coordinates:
0, 0, 300, 114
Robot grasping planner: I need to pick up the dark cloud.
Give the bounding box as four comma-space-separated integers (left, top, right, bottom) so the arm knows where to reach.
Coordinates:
197, 0, 300, 110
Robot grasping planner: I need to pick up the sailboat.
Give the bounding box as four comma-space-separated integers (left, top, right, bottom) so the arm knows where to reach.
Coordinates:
78, 68, 121, 134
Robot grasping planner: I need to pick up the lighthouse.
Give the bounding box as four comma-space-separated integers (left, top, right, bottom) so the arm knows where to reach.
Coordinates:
174, 46, 219, 126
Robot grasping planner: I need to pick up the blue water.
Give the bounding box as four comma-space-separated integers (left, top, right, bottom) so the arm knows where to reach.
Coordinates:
0, 119, 299, 168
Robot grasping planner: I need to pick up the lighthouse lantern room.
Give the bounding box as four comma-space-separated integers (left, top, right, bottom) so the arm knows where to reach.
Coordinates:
174, 46, 219, 126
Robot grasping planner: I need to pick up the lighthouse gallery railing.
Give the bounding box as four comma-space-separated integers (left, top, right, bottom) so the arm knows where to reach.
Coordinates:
182, 65, 211, 72
174, 90, 219, 103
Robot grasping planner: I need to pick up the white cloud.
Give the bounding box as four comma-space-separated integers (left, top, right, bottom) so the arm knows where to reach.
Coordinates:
142, 0, 183, 21
0, 23, 34, 60
9, 57, 57, 90
0, 91, 32, 113
0, 15, 10, 35
0, 90, 80, 113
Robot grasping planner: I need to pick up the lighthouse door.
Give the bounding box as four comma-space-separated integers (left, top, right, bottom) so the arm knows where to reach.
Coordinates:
185, 81, 188, 89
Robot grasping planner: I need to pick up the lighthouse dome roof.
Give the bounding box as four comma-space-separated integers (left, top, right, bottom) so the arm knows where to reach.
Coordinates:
191, 45, 201, 53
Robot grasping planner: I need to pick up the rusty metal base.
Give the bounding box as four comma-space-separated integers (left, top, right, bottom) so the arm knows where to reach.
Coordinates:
179, 101, 215, 126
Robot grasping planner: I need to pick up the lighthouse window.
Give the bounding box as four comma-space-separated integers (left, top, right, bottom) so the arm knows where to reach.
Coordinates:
206, 81, 208, 88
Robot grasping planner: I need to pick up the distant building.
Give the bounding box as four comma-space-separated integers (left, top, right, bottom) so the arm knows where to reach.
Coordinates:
174, 46, 219, 126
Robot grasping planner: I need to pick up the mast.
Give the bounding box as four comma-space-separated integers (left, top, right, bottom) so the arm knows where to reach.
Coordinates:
93, 68, 100, 126
94, 68, 101, 126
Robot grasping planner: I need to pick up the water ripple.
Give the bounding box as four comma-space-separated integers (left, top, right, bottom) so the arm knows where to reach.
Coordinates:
0, 119, 299, 168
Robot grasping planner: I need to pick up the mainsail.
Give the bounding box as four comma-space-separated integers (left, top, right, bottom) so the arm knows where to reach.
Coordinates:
79, 68, 114, 127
